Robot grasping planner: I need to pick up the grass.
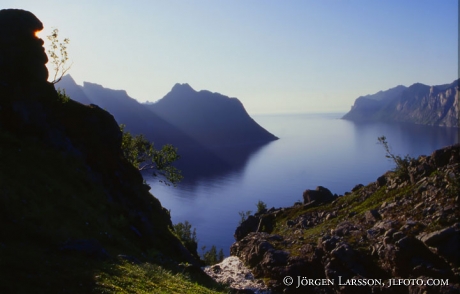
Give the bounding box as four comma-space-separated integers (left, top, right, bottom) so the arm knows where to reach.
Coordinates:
266, 181, 423, 258
95, 261, 225, 294
0, 127, 226, 293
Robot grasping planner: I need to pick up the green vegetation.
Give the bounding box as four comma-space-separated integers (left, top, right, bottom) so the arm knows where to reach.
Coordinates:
256, 200, 267, 213
47, 28, 71, 84
173, 221, 198, 257
378, 136, 414, 178
267, 182, 418, 256
95, 261, 225, 294
0, 126, 221, 293
56, 88, 70, 103
174, 221, 224, 266
201, 246, 224, 266
238, 210, 252, 225
121, 125, 183, 186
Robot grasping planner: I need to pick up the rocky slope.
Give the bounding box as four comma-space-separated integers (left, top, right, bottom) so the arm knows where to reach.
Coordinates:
0, 9, 220, 293
231, 145, 459, 293
342, 80, 459, 127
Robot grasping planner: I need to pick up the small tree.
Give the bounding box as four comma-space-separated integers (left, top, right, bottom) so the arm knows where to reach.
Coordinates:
218, 248, 224, 263
202, 245, 218, 265
256, 200, 267, 213
56, 88, 70, 103
377, 136, 413, 177
173, 221, 198, 257
238, 210, 252, 225
47, 28, 71, 84
121, 125, 182, 186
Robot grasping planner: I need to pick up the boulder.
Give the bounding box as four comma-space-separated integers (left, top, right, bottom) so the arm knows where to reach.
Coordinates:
302, 186, 336, 204
234, 215, 259, 241
364, 209, 381, 223
418, 223, 460, 266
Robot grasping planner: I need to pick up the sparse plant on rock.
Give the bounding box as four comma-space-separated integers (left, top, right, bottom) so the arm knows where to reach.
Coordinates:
47, 28, 71, 84
256, 200, 267, 213
238, 210, 252, 225
56, 88, 70, 103
378, 136, 414, 178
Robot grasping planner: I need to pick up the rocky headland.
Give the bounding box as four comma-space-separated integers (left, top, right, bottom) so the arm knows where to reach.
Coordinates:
229, 145, 459, 293
342, 80, 459, 128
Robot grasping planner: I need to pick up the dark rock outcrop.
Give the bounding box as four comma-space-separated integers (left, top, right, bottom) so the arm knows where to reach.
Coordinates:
303, 186, 336, 204
0, 9, 48, 83
231, 144, 460, 293
0, 9, 200, 292
342, 80, 459, 127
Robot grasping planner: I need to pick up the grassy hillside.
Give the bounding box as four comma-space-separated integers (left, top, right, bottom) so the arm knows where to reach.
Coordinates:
0, 126, 226, 293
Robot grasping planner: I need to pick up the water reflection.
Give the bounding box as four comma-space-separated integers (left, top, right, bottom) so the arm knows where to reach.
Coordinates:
147, 113, 459, 256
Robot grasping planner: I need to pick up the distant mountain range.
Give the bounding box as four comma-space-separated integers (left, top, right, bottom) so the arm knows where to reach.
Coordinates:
57, 75, 278, 181
342, 79, 459, 127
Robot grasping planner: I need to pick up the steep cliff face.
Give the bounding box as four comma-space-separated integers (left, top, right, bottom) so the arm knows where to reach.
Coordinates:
0, 9, 199, 293
343, 80, 459, 127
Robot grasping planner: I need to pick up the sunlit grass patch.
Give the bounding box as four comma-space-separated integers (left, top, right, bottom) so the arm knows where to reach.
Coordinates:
95, 261, 225, 294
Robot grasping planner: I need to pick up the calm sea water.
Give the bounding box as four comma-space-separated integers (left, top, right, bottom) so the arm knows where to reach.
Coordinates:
146, 113, 458, 255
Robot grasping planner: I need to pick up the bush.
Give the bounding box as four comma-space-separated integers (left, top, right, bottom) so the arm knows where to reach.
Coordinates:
377, 136, 414, 178
173, 221, 198, 257
238, 210, 252, 225
256, 200, 267, 213
120, 125, 182, 186
47, 28, 71, 84
56, 88, 70, 103
201, 245, 224, 266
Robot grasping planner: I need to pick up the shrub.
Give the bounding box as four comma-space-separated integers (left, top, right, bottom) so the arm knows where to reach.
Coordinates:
120, 125, 182, 186
256, 200, 267, 213
377, 136, 414, 178
238, 210, 252, 225
173, 221, 198, 257
201, 245, 224, 266
47, 28, 71, 84
56, 88, 70, 103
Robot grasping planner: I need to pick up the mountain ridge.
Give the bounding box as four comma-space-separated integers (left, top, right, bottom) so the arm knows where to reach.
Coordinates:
342, 80, 459, 127
58, 75, 278, 183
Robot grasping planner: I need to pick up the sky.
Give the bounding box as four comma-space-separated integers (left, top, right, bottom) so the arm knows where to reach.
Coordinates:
4, 0, 459, 114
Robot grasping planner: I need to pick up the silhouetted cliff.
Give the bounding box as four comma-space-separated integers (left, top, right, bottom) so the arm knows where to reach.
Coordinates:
147, 83, 278, 147
0, 9, 209, 293
343, 80, 459, 127
58, 76, 278, 184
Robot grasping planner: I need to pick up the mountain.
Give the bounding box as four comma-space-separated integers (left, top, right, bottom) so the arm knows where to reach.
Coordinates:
0, 9, 222, 293
57, 76, 278, 183
342, 80, 459, 127
58, 75, 200, 149
58, 77, 278, 147
146, 83, 278, 147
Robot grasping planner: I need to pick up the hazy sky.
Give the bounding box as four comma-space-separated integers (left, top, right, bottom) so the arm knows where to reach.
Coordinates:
5, 0, 459, 114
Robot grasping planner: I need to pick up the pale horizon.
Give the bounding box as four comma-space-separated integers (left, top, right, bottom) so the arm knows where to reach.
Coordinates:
5, 0, 458, 114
